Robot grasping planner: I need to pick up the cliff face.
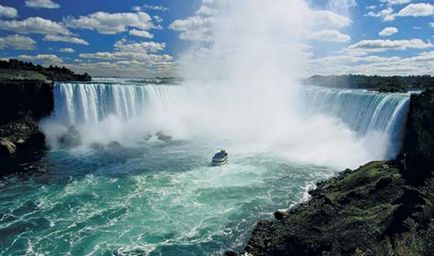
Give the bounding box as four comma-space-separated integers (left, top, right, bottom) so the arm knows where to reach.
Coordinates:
233, 90, 434, 256
0, 81, 52, 175
401, 89, 434, 185
0, 80, 54, 123
0, 60, 92, 176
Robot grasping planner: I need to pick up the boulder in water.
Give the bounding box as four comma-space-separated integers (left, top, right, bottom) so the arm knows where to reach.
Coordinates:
0, 138, 16, 158
90, 142, 104, 150
58, 126, 81, 148
107, 141, 122, 150
156, 131, 172, 142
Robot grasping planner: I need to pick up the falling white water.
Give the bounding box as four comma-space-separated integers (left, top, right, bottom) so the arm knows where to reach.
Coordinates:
42, 81, 409, 169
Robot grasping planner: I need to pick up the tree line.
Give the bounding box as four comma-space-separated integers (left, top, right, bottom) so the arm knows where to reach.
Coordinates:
0, 59, 91, 82
305, 75, 434, 92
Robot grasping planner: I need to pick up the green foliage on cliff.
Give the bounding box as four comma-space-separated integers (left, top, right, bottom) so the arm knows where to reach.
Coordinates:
0, 59, 91, 82
0, 69, 47, 81
241, 160, 434, 256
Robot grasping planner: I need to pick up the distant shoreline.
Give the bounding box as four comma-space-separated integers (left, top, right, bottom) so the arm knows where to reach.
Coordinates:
305, 74, 434, 93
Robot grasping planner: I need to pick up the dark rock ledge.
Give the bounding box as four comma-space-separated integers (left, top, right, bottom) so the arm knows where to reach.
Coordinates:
228, 89, 434, 256
0, 116, 47, 175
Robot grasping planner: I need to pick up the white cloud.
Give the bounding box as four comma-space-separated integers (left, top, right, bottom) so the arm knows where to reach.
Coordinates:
132, 4, 169, 12
0, 4, 18, 18
114, 39, 165, 53
195, 0, 232, 16
309, 29, 351, 43
59, 48, 75, 53
129, 29, 153, 38
347, 39, 433, 55
144, 5, 169, 12
396, 3, 434, 17
153, 15, 163, 24
378, 27, 398, 36
365, 7, 395, 21
430, 22, 434, 28
171, 0, 350, 58
0, 35, 36, 50
380, 0, 412, 5
17, 54, 63, 66
366, 5, 377, 10
0, 17, 70, 35
367, 3, 434, 21
132, 6, 141, 12
73, 40, 176, 77
409, 50, 434, 62
169, 16, 214, 42
42, 35, 89, 45
65, 11, 154, 35
168, 0, 224, 42
308, 49, 434, 76
67, 60, 176, 78
326, 0, 357, 14
25, 0, 60, 9
313, 10, 353, 29
79, 39, 170, 62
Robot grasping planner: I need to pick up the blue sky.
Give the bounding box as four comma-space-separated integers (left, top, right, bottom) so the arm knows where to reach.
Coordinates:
0, 0, 433, 77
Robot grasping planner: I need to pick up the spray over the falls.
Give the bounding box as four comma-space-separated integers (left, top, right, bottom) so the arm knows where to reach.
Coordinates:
42, 0, 409, 169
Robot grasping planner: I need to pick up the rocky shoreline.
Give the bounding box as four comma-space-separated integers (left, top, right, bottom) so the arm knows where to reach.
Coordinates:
228, 89, 434, 256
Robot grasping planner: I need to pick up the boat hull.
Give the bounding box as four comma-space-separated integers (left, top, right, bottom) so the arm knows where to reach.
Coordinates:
211, 158, 228, 166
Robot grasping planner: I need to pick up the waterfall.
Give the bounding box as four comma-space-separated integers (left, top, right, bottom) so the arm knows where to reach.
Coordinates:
53, 82, 182, 125
303, 87, 410, 158
50, 82, 410, 162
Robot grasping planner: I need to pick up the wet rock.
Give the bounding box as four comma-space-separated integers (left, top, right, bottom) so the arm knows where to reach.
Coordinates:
274, 210, 289, 220
0, 116, 47, 175
90, 142, 104, 150
156, 131, 172, 142
0, 138, 16, 158
383, 187, 427, 237
107, 141, 122, 149
372, 176, 393, 192
340, 168, 353, 176
58, 126, 81, 148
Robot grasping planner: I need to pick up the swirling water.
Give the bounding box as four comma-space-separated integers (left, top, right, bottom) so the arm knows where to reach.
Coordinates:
0, 141, 334, 255
0, 81, 411, 255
